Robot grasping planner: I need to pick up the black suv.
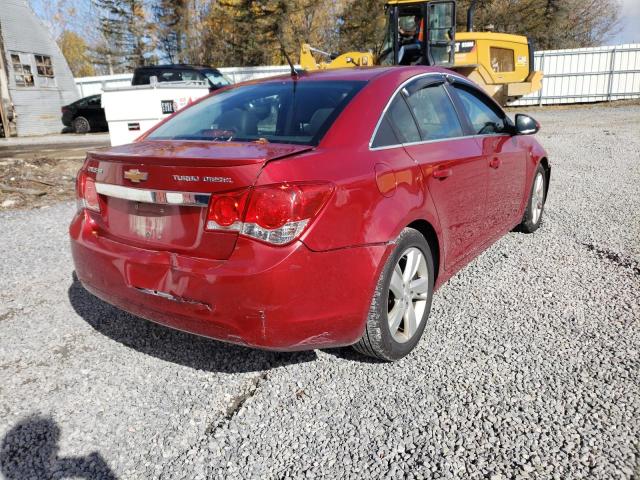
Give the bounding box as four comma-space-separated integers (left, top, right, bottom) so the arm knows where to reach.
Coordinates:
131, 64, 232, 91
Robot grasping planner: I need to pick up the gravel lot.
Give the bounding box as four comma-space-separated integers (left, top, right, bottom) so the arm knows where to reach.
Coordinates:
1, 103, 639, 479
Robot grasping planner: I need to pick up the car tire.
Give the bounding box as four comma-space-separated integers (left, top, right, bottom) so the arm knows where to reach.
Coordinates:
73, 116, 91, 134
353, 227, 434, 361
518, 164, 547, 233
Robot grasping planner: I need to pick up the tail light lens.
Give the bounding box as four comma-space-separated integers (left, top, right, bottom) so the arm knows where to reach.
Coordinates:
76, 171, 100, 212
206, 188, 249, 232
206, 182, 333, 245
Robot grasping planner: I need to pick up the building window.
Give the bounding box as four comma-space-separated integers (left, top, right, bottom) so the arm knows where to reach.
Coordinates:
35, 55, 55, 77
11, 54, 34, 87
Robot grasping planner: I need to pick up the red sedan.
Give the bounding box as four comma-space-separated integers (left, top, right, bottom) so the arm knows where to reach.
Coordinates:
70, 67, 550, 360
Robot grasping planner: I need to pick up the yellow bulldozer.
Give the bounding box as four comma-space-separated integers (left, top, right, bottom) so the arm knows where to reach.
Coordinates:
299, 0, 543, 105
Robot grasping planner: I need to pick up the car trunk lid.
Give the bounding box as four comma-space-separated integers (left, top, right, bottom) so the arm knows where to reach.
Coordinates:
84, 140, 312, 260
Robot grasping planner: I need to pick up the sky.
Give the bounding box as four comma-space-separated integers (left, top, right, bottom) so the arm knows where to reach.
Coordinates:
30, 0, 640, 46
609, 0, 640, 44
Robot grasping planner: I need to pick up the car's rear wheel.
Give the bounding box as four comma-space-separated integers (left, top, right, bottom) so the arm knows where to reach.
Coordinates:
73, 116, 91, 134
518, 164, 547, 233
354, 228, 434, 361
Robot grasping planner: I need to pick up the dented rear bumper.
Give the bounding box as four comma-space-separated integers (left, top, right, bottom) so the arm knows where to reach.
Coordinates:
70, 210, 389, 350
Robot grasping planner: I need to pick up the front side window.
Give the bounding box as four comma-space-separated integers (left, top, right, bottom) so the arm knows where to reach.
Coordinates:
180, 70, 205, 82
148, 80, 365, 146
11, 53, 34, 87
453, 84, 506, 135
405, 84, 463, 140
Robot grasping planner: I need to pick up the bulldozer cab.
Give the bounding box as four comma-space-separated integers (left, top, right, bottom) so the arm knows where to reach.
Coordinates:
379, 1, 456, 67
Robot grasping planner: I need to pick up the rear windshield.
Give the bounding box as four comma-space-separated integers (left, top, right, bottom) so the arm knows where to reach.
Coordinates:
147, 80, 366, 145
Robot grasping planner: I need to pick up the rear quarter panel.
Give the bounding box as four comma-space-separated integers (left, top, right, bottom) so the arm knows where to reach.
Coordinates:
257, 68, 446, 255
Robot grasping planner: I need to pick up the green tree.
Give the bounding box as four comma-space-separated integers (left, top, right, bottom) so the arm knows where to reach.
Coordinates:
154, 0, 190, 63
336, 0, 387, 57
202, 0, 287, 67
455, 0, 620, 50
58, 30, 96, 77
92, 0, 154, 72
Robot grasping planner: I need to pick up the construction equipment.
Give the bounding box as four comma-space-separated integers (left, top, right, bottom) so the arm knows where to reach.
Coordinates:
299, 0, 543, 105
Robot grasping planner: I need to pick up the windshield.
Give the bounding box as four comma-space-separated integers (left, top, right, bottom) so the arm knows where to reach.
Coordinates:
203, 70, 232, 88
148, 80, 366, 145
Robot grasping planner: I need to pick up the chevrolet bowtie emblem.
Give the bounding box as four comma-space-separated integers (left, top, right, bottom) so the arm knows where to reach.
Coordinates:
124, 169, 148, 183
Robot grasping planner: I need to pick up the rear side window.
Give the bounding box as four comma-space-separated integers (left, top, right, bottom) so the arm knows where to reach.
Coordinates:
405, 84, 463, 140
87, 95, 101, 106
453, 84, 507, 135
148, 80, 366, 146
372, 95, 421, 148
387, 97, 421, 143
371, 117, 400, 148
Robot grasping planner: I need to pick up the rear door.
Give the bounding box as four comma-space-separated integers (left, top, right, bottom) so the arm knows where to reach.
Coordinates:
393, 75, 488, 269
449, 81, 526, 233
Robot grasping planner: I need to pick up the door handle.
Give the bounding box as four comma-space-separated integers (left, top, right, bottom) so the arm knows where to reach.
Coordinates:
432, 168, 453, 179
489, 157, 501, 169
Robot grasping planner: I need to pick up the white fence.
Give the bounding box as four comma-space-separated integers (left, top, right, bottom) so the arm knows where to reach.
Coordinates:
75, 43, 640, 106
511, 43, 640, 106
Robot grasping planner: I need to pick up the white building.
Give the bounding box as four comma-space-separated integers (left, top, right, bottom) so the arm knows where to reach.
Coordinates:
0, 0, 78, 137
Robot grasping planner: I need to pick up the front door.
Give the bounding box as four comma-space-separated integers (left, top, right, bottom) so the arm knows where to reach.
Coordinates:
425, 1, 456, 66
398, 76, 487, 269
449, 82, 526, 234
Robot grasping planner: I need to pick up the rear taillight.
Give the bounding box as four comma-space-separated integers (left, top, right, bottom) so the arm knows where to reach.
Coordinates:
206, 182, 333, 245
206, 188, 249, 232
76, 171, 100, 212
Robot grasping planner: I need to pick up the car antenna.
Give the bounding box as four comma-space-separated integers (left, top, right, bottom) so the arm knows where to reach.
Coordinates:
278, 34, 302, 78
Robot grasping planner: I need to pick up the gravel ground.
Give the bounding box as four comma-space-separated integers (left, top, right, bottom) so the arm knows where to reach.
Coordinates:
0, 103, 639, 479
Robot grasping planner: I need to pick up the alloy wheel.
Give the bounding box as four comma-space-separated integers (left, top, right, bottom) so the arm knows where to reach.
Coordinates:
531, 172, 545, 224
387, 247, 429, 343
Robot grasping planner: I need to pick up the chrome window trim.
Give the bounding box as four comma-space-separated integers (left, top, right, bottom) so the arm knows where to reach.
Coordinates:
369, 134, 506, 152
368, 72, 506, 151
95, 183, 211, 207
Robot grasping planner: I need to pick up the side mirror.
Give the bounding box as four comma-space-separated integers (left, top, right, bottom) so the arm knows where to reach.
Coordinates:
515, 114, 540, 135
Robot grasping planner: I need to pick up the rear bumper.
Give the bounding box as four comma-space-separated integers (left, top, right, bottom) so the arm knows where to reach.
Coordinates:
70, 210, 390, 350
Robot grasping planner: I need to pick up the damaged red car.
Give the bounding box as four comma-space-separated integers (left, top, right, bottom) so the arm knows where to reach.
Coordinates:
70, 67, 550, 360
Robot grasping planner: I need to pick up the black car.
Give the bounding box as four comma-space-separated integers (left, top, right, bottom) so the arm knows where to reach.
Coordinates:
61, 94, 108, 134
131, 64, 232, 91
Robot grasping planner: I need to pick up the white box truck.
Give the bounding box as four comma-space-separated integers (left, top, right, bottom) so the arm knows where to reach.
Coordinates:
102, 83, 210, 146
101, 65, 232, 146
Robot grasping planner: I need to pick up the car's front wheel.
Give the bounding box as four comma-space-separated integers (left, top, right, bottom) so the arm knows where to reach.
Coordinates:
73, 116, 91, 134
518, 164, 547, 233
354, 228, 434, 361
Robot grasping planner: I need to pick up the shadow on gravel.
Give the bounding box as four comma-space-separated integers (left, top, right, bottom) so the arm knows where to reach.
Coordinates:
321, 347, 386, 364
68, 275, 317, 373
0, 416, 117, 479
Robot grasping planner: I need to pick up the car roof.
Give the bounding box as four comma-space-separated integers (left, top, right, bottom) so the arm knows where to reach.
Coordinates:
253, 66, 455, 84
